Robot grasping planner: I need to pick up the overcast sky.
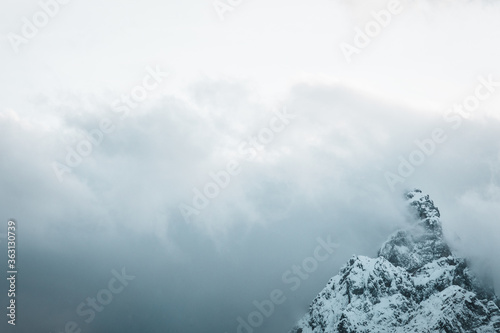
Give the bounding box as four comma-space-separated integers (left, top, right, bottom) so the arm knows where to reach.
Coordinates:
1, 0, 500, 332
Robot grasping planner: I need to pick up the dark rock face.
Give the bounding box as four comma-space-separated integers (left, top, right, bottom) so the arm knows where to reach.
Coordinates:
378, 190, 450, 274
290, 189, 500, 333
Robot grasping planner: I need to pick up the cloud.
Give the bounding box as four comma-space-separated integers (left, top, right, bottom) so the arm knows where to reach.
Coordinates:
1, 0, 500, 332
2, 73, 500, 332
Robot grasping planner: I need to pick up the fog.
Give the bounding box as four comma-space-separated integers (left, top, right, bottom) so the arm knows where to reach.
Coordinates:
1, 0, 500, 332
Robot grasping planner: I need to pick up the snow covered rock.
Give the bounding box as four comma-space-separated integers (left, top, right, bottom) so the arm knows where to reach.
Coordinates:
290, 189, 500, 333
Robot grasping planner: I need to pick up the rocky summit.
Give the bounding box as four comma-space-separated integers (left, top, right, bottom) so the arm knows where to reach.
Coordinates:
290, 189, 500, 333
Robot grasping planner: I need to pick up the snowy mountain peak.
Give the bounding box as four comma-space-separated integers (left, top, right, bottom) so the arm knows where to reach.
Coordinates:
405, 188, 440, 222
378, 188, 450, 273
290, 190, 500, 333
405, 188, 441, 232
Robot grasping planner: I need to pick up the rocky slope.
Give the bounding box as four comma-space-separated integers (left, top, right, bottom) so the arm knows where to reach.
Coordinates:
290, 189, 500, 333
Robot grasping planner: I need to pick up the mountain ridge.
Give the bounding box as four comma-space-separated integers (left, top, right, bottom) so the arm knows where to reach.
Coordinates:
290, 189, 500, 333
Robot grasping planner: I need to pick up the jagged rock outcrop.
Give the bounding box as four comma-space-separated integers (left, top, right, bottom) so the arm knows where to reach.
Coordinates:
290, 189, 500, 333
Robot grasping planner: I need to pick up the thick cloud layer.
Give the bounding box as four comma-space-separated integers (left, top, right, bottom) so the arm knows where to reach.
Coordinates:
1, 0, 500, 332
